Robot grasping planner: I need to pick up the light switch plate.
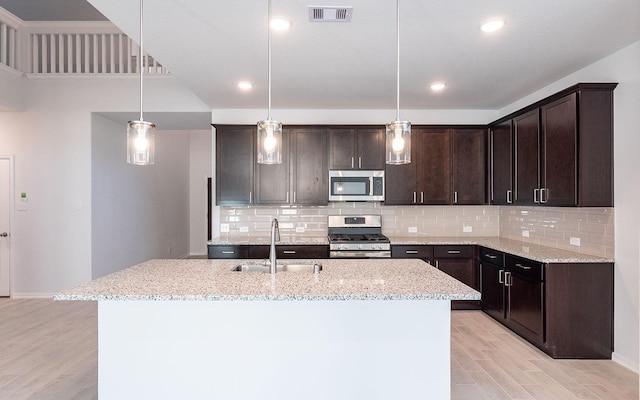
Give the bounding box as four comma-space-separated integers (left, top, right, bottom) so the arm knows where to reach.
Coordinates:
463, 226, 472, 233
570, 237, 581, 246
522, 230, 530, 238
295, 227, 305, 233
220, 223, 230, 233
239, 226, 249, 233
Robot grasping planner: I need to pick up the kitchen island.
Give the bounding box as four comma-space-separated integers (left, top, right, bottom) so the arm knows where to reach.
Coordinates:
55, 258, 479, 400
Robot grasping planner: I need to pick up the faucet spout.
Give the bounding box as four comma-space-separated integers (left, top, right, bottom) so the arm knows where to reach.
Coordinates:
269, 218, 280, 274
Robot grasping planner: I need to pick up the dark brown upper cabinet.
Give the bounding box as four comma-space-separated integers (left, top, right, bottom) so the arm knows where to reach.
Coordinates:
329, 127, 385, 170
255, 128, 290, 205
489, 120, 514, 205
290, 128, 328, 205
385, 127, 487, 205
215, 125, 254, 206
491, 83, 616, 207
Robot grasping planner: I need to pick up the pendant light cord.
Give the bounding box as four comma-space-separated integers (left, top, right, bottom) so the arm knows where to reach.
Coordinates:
139, 0, 145, 122
267, 0, 272, 120
395, 0, 400, 121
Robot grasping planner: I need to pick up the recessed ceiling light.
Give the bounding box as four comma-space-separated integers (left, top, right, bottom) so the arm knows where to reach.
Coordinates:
481, 19, 506, 33
237, 81, 253, 90
270, 18, 292, 31
430, 82, 447, 91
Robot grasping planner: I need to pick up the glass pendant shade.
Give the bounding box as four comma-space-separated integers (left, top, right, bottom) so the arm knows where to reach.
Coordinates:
127, 120, 156, 165
385, 120, 411, 165
257, 119, 283, 164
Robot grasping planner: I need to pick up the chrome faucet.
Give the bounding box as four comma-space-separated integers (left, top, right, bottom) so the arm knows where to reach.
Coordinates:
269, 218, 280, 274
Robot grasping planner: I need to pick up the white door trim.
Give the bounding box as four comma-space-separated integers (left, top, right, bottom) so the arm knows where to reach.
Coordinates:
0, 155, 15, 297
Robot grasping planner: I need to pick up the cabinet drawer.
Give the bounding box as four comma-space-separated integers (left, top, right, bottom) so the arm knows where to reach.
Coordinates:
249, 245, 329, 259
208, 245, 249, 259
391, 245, 433, 259
479, 247, 504, 266
433, 245, 474, 259
277, 245, 329, 259
505, 254, 544, 281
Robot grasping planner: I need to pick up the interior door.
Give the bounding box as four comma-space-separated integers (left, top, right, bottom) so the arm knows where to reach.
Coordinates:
0, 157, 12, 297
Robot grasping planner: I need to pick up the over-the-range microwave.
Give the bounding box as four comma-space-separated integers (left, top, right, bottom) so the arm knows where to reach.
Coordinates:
328, 170, 384, 202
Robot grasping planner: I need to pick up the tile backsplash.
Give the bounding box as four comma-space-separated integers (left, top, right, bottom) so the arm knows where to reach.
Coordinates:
218, 203, 614, 258
499, 206, 614, 258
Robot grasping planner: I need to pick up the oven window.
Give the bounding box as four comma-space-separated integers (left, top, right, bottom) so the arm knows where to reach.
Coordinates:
331, 178, 370, 196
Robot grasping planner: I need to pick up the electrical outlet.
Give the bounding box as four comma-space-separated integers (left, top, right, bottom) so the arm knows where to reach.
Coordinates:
280, 223, 294, 229
570, 237, 581, 246
408, 227, 417, 233
281, 209, 297, 215
220, 223, 230, 233
522, 230, 530, 238
463, 226, 472, 233
295, 227, 305, 233
168, 247, 172, 254
239, 226, 249, 233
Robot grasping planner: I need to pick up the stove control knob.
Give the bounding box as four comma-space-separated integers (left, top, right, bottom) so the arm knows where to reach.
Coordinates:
372, 244, 380, 250
358, 244, 363, 249
339, 244, 346, 250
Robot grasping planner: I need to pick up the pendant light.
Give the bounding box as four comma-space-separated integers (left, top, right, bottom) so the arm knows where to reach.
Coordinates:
385, 0, 411, 165
127, 0, 156, 165
257, 0, 283, 164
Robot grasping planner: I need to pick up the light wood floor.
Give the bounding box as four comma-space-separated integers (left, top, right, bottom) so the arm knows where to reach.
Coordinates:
0, 299, 637, 400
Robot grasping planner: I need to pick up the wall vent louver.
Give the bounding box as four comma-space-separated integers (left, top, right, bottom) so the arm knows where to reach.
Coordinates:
308, 6, 353, 22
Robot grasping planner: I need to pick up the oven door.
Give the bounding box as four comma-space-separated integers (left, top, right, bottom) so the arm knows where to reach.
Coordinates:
329, 170, 384, 201
330, 250, 391, 258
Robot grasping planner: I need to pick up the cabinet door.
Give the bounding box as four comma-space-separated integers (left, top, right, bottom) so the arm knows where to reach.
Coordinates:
480, 261, 506, 320
216, 126, 254, 205
417, 129, 451, 204
436, 258, 477, 290
356, 128, 385, 170
384, 136, 417, 205
507, 274, 544, 344
277, 245, 329, 259
513, 110, 540, 205
452, 128, 487, 205
255, 129, 290, 204
328, 128, 356, 170
540, 93, 577, 206
490, 121, 513, 205
391, 245, 433, 263
291, 128, 328, 205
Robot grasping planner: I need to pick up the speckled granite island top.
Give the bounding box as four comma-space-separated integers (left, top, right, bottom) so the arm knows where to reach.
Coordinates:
54, 258, 480, 302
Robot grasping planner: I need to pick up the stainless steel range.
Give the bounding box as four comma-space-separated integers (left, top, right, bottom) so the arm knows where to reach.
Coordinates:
327, 215, 391, 258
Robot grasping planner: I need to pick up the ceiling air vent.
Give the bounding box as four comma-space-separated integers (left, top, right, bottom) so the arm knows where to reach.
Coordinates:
308, 6, 353, 22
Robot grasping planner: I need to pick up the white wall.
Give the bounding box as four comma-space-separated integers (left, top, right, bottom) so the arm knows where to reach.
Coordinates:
92, 115, 192, 278
189, 130, 212, 256
0, 75, 209, 296
498, 41, 640, 372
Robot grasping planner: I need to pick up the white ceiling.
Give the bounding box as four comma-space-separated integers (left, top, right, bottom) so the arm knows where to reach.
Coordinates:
4, 1, 640, 111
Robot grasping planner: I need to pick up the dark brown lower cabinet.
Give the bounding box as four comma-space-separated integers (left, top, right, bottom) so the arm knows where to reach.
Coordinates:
480, 246, 613, 359
208, 244, 328, 260
433, 245, 479, 310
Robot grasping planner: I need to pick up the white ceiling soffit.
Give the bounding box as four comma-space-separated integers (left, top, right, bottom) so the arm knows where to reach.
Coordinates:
308, 6, 353, 22
84, 0, 640, 111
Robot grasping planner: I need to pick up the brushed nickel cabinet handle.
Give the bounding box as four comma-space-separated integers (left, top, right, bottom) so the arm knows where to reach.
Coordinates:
498, 269, 505, 284
515, 263, 532, 270
283, 250, 296, 254
405, 250, 418, 254
447, 250, 461, 254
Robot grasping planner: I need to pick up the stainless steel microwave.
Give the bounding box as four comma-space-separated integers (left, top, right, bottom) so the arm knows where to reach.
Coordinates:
329, 170, 385, 202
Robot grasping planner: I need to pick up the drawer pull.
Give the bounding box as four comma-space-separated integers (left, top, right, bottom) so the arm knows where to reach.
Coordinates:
447, 250, 461, 254
221, 251, 235, 254
283, 250, 296, 254
515, 263, 532, 270
485, 254, 497, 259
405, 250, 418, 254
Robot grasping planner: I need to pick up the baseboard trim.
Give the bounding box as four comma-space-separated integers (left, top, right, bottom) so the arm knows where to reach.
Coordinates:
12, 292, 56, 299
612, 352, 639, 373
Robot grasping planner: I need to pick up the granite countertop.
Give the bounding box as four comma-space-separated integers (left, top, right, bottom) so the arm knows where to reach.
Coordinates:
54, 258, 480, 302
209, 235, 613, 263
388, 236, 613, 263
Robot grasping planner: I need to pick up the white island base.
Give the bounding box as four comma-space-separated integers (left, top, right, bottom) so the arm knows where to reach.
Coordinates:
99, 299, 451, 400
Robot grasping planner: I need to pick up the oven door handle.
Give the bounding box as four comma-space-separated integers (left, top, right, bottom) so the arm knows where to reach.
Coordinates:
369, 176, 374, 195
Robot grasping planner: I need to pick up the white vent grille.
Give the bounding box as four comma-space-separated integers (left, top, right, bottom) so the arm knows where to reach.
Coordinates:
308, 6, 353, 22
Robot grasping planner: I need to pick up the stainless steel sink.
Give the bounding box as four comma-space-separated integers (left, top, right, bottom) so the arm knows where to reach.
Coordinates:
231, 262, 322, 273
